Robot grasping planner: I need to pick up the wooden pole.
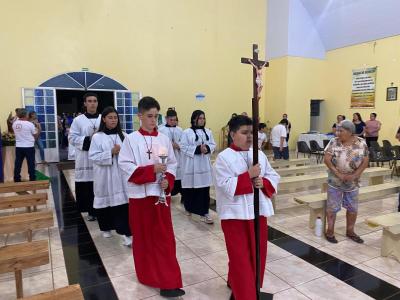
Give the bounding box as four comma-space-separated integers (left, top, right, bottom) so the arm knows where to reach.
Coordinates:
241, 44, 272, 300
15, 270, 23, 298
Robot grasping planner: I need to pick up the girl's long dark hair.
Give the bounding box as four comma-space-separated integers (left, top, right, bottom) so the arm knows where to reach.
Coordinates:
98, 106, 125, 141
190, 110, 209, 141
353, 112, 363, 122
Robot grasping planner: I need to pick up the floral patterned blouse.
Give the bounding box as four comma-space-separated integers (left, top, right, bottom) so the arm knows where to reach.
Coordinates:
324, 137, 369, 191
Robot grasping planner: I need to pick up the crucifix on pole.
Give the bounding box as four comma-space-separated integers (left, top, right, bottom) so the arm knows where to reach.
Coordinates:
241, 44, 273, 300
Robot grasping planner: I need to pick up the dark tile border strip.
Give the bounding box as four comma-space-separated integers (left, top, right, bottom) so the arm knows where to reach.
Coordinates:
48, 165, 118, 300
208, 202, 400, 299
268, 227, 400, 300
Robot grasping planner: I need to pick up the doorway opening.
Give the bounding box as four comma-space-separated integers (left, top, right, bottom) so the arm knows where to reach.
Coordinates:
23, 71, 137, 162
56, 90, 114, 114
56, 90, 114, 160
310, 99, 325, 132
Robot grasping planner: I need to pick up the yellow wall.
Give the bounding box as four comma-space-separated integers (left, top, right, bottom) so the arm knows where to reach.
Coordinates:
264, 57, 288, 127
0, 0, 266, 145
325, 37, 400, 143
264, 56, 327, 148
264, 35, 400, 149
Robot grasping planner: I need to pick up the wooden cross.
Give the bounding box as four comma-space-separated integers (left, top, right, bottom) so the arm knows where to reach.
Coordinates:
241, 44, 269, 100
241, 44, 269, 158
241, 44, 272, 300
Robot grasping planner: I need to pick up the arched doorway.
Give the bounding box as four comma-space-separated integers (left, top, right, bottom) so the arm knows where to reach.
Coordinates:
22, 71, 141, 162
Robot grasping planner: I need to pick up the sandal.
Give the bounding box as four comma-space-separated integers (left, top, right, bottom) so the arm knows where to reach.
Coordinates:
325, 234, 338, 244
346, 233, 364, 244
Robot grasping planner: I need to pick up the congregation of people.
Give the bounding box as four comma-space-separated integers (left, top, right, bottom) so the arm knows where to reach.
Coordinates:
3, 93, 400, 300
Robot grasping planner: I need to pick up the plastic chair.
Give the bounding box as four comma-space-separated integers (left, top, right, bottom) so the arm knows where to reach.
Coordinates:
297, 141, 311, 159
309, 140, 324, 163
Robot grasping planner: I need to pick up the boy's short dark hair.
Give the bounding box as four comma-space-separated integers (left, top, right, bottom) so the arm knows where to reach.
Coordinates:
166, 108, 177, 118
279, 119, 288, 125
138, 96, 160, 113
17, 108, 28, 118
228, 115, 252, 133
259, 123, 266, 130
83, 92, 98, 102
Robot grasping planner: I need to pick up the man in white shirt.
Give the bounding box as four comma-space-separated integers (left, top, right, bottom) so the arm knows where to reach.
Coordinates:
12, 108, 39, 181
271, 119, 289, 160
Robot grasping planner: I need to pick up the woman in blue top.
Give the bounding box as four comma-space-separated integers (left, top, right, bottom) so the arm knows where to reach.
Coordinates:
352, 113, 366, 137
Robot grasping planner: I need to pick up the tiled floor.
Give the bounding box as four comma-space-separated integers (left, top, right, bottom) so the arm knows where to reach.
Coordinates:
61, 160, 400, 300
2, 158, 400, 299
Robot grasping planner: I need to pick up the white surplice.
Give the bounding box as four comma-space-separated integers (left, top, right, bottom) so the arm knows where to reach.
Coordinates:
213, 148, 280, 220
158, 125, 183, 180
68, 114, 101, 182
118, 131, 177, 199
88, 132, 128, 209
179, 127, 216, 188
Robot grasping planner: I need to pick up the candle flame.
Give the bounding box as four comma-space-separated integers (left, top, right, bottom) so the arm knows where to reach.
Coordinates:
158, 146, 168, 156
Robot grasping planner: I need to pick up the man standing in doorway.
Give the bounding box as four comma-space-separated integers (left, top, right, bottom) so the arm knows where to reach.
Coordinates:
69, 92, 101, 221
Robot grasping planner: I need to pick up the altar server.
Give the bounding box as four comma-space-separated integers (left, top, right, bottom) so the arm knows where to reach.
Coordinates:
118, 96, 184, 298
180, 110, 216, 223
89, 107, 132, 246
158, 108, 183, 196
69, 92, 101, 221
213, 115, 280, 300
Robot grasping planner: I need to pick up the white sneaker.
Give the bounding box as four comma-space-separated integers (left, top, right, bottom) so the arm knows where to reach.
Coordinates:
201, 214, 214, 224
102, 231, 112, 238
185, 210, 192, 216
122, 235, 132, 247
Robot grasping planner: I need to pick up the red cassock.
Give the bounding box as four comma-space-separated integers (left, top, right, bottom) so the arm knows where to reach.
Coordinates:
128, 165, 183, 289
221, 172, 275, 300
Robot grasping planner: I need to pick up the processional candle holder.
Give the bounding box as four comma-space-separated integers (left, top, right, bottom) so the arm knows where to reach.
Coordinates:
155, 147, 168, 206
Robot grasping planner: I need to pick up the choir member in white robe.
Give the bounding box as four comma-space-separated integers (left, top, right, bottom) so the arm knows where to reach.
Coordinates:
180, 110, 216, 224
158, 108, 183, 196
68, 92, 101, 221
89, 107, 131, 246
213, 115, 280, 300
118, 97, 185, 298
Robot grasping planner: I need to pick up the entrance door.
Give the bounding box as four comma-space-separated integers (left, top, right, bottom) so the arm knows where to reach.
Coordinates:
23, 88, 59, 162
310, 99, 325, 132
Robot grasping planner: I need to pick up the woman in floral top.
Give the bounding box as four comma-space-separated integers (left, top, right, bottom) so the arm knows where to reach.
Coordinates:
324, 120, 369, 244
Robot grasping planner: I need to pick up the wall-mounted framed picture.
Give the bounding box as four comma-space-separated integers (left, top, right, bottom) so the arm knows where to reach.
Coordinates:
386, 87, 398, 101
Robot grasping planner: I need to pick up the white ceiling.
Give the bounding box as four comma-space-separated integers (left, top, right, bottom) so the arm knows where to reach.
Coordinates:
298, 0, 400, 50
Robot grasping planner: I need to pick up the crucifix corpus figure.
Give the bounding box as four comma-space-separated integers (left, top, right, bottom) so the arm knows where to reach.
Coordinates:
248, 58, 268, 99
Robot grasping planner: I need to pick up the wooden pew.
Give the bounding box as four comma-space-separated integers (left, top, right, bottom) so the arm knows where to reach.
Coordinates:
294, 182, 400, 228
270, 158, 310, 168
0, 180, 50, 194
0, 240, 49, 298
366, 212, 400, 262
0, 180, 50, 212
0, 210, 54, 242
279, 167, 391, 192
21, 284, 84, 300
0, 193, 48, 210
276, 164, 326, 177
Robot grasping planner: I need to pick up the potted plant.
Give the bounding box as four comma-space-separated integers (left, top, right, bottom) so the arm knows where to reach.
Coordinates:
2, 131, 16, 146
